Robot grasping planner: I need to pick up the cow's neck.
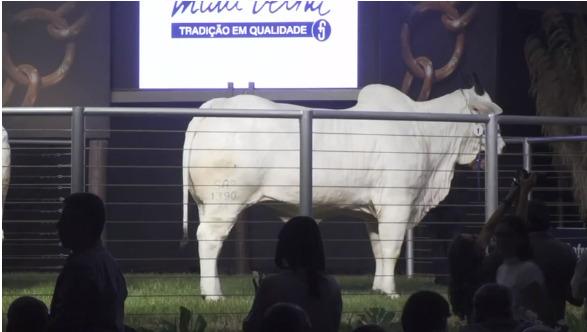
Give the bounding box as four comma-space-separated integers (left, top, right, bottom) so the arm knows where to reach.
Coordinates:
413, 90, 471, 165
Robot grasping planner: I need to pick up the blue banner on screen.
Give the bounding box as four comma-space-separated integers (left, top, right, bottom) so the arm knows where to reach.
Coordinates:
140, 1, 357, 89
171, 22, 316, 39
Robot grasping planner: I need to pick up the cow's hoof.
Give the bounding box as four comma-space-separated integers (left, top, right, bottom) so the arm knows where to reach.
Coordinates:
371, 286, 384, 294
386, 293, 400, 299
204, 295, 225, 301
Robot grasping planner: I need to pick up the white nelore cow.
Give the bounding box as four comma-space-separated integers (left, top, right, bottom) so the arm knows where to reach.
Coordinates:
2, 127, 10, 206
183, 83, 505, 300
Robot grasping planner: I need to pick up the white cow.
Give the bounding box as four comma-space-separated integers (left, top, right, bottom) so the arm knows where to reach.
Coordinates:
183, 83, 504, 300
2, 127, 10, 206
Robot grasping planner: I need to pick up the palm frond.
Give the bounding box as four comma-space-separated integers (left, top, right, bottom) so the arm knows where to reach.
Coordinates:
525, 9, 587, 220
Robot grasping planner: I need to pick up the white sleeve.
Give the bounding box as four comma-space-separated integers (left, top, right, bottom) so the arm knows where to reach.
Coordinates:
516, 262, 545, 290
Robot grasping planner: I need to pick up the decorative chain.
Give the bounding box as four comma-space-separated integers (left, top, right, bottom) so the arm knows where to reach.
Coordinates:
3, 2, 89, 106
400, 2, 478, 101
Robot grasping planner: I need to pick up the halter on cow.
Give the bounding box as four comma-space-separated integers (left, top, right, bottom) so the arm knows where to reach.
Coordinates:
182, 81, 504, 300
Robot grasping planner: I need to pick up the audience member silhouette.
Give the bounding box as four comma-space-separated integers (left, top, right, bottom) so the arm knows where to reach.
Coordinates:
521, 326, 555, 332
48, 192, 128, 332
526, 200, 578, 327
448, 180, 521, 322
259, 302, 311, 332
352, 324, 386, 332
401, 290, 450, 332
461, 283, 530, 332
243, 216, 342, 332
495, 216, 548, 323
6, 296, 49, 332
572, 248, 587, 320
448, 233, 485, 321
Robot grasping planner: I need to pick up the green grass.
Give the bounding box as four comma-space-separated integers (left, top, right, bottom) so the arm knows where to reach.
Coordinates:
2, 273, 585, 331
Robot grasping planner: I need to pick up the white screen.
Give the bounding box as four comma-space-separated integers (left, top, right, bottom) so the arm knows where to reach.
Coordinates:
139, 0, 358, 89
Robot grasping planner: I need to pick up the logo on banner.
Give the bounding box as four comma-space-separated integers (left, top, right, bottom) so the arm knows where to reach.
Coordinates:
312, 19, 330, 41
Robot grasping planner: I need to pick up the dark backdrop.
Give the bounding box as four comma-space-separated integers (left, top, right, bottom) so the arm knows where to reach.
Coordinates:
5, 2, 581, 275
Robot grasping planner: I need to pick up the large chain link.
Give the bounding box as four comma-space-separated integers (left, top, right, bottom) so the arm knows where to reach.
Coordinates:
2, 2, 88, 106
400, 2, 478, 101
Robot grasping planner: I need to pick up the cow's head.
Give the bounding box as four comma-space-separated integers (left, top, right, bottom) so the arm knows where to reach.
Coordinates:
457, 74, 505, 166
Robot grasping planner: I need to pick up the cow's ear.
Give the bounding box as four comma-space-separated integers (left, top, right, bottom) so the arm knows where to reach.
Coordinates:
470, 97, 503, 115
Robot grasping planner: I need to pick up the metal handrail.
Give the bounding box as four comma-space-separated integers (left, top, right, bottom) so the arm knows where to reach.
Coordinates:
3, 106, 586, 278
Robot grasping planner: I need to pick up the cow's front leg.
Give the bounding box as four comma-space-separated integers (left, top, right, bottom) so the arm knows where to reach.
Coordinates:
365, 221, 383, 292
378, 207, 410, 298
197, 220, 235, 301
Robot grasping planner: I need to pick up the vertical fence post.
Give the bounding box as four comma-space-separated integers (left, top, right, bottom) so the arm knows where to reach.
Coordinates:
71, 107, 85, 194
485, 115, 498, 220
300, 110, 313, 217
406, 228, 414, 278
523, 138, 532, 201
88, 139, 108, 245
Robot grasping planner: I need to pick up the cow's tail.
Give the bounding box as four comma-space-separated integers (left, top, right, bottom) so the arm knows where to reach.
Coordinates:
181, 122, 196, 247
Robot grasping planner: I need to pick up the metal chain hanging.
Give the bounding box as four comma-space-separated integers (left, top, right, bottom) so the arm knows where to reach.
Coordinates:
2, 2, 89, 106
400, 2, 478, 101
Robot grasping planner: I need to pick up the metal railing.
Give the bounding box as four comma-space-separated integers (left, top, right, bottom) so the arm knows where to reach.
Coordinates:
3, 106, 587, 277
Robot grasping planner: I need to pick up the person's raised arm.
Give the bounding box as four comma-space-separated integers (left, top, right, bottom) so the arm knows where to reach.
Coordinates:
477, 182, 520, 249
515, 172, 537, 223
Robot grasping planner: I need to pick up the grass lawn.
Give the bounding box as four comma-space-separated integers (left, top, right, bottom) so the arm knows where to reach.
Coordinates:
3, 273, 585, 331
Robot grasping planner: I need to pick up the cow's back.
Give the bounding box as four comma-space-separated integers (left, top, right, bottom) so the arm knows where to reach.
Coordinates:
185, 91, 426, 212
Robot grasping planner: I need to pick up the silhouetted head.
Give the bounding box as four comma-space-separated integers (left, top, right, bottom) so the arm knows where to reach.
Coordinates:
275, 216, 325, 273
57, 192, 105, 251
527, 200, 550, 232
522, 326, 556, 332
260, 302, 311, 332
353, 324, 386, 332
448, 233, 484, 280
447, 234, 485, 319
472, 283, 513, 323
6, 296, 48, 332
401, 291, 450, 332
495, 215, 532, 260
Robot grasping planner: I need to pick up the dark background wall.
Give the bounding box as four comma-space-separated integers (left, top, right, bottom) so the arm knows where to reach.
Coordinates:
3, 2, 583, 273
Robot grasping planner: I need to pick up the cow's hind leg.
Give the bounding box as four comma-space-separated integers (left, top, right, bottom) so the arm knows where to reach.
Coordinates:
377, 206, 411, 298
197, 205, 238, 301
365, 220, 384, 292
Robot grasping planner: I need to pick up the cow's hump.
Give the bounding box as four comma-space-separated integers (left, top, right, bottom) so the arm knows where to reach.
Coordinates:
201, 95, 279, 110
356, 84, 413, 112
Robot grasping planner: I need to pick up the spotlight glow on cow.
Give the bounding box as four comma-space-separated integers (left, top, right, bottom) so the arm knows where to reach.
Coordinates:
182, 84, 505, 300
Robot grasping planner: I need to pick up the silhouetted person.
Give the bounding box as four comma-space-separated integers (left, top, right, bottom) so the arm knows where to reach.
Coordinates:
259, 303, 311, 332
526, 200, 577, 327
495, 216, 548, 323
401, 290, 450, 332
449, 234, 486, 321
352, 324, 386, 332
572, 249, 587, 320
448, 182, 521, 322
461, 283, 530, 332
521, 326, 556, 332
243, 216, 342, 332
49, 193, 127, 332
6, 296, 49, 332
